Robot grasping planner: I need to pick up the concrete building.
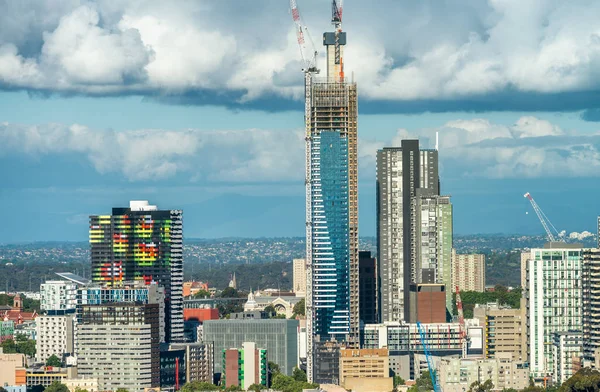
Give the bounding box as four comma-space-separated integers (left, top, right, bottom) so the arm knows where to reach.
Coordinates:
438, 354, 529, 392
452, 250, 486, 293
526, 243, 583, 379
203, 319, 298, 377
473, 302, 527, 361
76, 303, 160, 392
552, 331, 583, 385
223, 342, 268, 390
40, 281, 78, 313
377, 141, 440, 324
305, 19, 359, 381
413, 192, 453, 311
582, 248, 600, 365
339, 348, 393, 392
293, 259, 307, 297
408, 284, 447, 323
169, 342, 214, 384
359, 251, 378, 325
35, 314, 75, 363
0, 352, 26, 386
521, 251, 529, 289
25, 368, 77, 387
89, 201, 183, 343
363, 322, 462, 380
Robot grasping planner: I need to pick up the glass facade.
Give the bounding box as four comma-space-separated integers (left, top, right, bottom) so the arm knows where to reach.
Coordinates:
203, 319, 298, 376
89, 204, 183, 342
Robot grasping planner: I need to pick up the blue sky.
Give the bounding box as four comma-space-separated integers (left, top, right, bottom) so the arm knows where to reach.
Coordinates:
1, 0, 600, 242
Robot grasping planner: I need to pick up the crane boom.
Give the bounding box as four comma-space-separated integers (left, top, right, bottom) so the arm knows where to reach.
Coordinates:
456, 286, 467, 358
524, 192, 559, 242
289, 0, 318, 72
417, 322, 442, 392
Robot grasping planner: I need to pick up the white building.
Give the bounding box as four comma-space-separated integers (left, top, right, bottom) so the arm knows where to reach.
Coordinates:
526, 244, 583, 379
41, 281, 78, 313
438, 354, 529, 392
293, 259, 307, 297
36, 314, 75, 363
552, 331, 582, 385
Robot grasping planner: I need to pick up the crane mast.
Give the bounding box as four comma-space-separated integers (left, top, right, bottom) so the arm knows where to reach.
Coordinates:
456, 286, 467, 358
417, 322, 442, 392
524, 192, 560, 242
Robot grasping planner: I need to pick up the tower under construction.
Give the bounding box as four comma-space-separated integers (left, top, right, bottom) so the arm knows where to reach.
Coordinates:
304, 0, 359, 383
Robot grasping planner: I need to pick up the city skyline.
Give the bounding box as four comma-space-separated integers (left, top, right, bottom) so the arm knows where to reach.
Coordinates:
1, 1, 600, 242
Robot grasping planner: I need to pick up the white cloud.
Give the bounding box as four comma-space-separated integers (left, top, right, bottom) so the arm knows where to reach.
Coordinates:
1, 0, 600, 106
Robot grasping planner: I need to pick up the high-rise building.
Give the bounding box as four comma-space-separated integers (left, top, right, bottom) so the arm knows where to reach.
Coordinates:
40, 281, 78, 314
76, 303, 160, 392
408, 283, 447, 323
89, 200, 183, 342
339, 348, 392, 392
293, 259, 307, 297
582, 248, 600, 365
359, 251, 377, 325
473, 302, 527, 361
203, 319, 298, 377
222, 342, 268, 390
520, 251, 529, 289
552, 331, 583, 385
35, 314, 75, 363
526, 243, 583, 379
377, 141, 439, 323
169, 342, 214, 384
77, 282, 166, 343
451, 250, 486, 293
305, 4, 358, 383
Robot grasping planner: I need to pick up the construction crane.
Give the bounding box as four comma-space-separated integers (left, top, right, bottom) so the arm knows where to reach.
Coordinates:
456, 286, 467, 358
416, 322, 442, 392
524, 192, 561, 242
289, 0, 318, 72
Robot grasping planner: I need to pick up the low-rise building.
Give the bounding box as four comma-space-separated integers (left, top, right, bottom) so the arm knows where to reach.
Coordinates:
222, 342, 268, 390
438, 355, 529, 392
64, 378, 99, 392
339, 348, 393, 392
26, 368, 77, 388
473, 301, 527, 361
0, 352, 26, 386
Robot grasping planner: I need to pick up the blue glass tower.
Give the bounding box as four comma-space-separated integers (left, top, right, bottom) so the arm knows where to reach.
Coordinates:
305, 7, 358, 382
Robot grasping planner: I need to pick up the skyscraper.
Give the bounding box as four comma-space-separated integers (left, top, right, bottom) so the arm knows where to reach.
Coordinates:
305, 2, 358, 383
452, 250, 486, 293
359, 251, 378, 325
377, 141, 440, 323
89, 200, 183, 342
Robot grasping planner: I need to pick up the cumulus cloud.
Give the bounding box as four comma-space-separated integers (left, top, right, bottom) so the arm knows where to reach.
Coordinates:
391, 116, 600, 178
2, 0, 600, 112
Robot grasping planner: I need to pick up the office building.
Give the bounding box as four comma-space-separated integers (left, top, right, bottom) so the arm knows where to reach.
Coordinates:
359, 251, 377, 325
473, 302, 527, 361
552, 331, 583, 385
408, 283, 447, 323
76, 303, 160, 392
25, 368, 77, 388
40, 281, 78, 313
169, 342, 214, 383
78, 282, 166, 342
35, 314, 75, 363
526, 244, 583, 379
160, 348, 186, 389
582, 248, 600, 364
339, 348, 393, 392
304, 8, 359, 383
377, 141, 439, 324
363, 322, 462, 380
89, 200, 183, 342
452, 250, 486, 293
293, 259, 307, 297
438, 355, 529, 392
222, 342, 268, 390
203, 319, 298, 376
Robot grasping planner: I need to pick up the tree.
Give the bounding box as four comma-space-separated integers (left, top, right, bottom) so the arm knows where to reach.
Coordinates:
468, 380, 494, 392
292, 298, 305, 317
224, 385, 243, 391
415, 370, 434, 391
45, 382, 69, 392
559, 368, 600, 392
220, 287, 238, 298
46, 354, 62, 367
247, 384, 264, 392
1, 339, 17, 354
181, 381, 219, 392
264, 305, 276, 317
0, 386, 8, 392
115, 388, 129, 392
500, 389, 518, 392
393, 375, 406, 387
292, 367, 307, 382
268, 361, 281, 377
74, 388, 89, 392
193, 290, 211, 299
